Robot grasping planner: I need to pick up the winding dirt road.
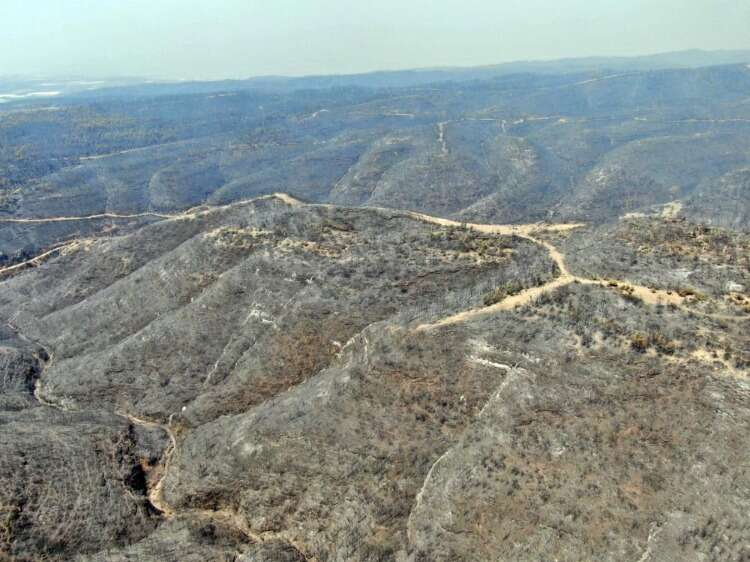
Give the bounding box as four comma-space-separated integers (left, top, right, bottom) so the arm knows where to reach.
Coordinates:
0, 193, 300, 277
403, 210, 744, 330
0, 240, 86, 277
0, 211, 172, 223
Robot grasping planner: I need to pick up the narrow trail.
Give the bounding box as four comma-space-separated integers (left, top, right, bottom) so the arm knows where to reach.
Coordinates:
570, 72, 640, 87
437, 122, 449, 155
0, 193, 300, 277
79, 145, 164, 162
0, 211, 172, 224
0, 191, 299, 226
0, 240, 83, 277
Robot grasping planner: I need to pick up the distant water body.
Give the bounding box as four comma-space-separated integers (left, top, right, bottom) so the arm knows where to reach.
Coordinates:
0, 91, 61, 102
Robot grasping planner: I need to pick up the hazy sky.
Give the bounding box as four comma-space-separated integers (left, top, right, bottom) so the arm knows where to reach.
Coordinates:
2, 0, 750, 79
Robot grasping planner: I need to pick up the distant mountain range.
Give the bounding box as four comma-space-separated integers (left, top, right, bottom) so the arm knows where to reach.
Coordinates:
2, 49, 749, 101
239, 48, 750, 91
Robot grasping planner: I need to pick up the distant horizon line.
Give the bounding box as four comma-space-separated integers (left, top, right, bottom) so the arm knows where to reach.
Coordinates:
2, 47, 750, 85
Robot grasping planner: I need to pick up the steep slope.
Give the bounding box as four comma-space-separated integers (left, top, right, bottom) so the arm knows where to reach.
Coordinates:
0, 197, 554, 424
2, 195, 748, 561
683, 168, 750, 230
163, 280, 749, 562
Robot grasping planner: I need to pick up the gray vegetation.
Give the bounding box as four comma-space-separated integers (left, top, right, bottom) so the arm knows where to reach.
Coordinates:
1, 53, 749, 561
